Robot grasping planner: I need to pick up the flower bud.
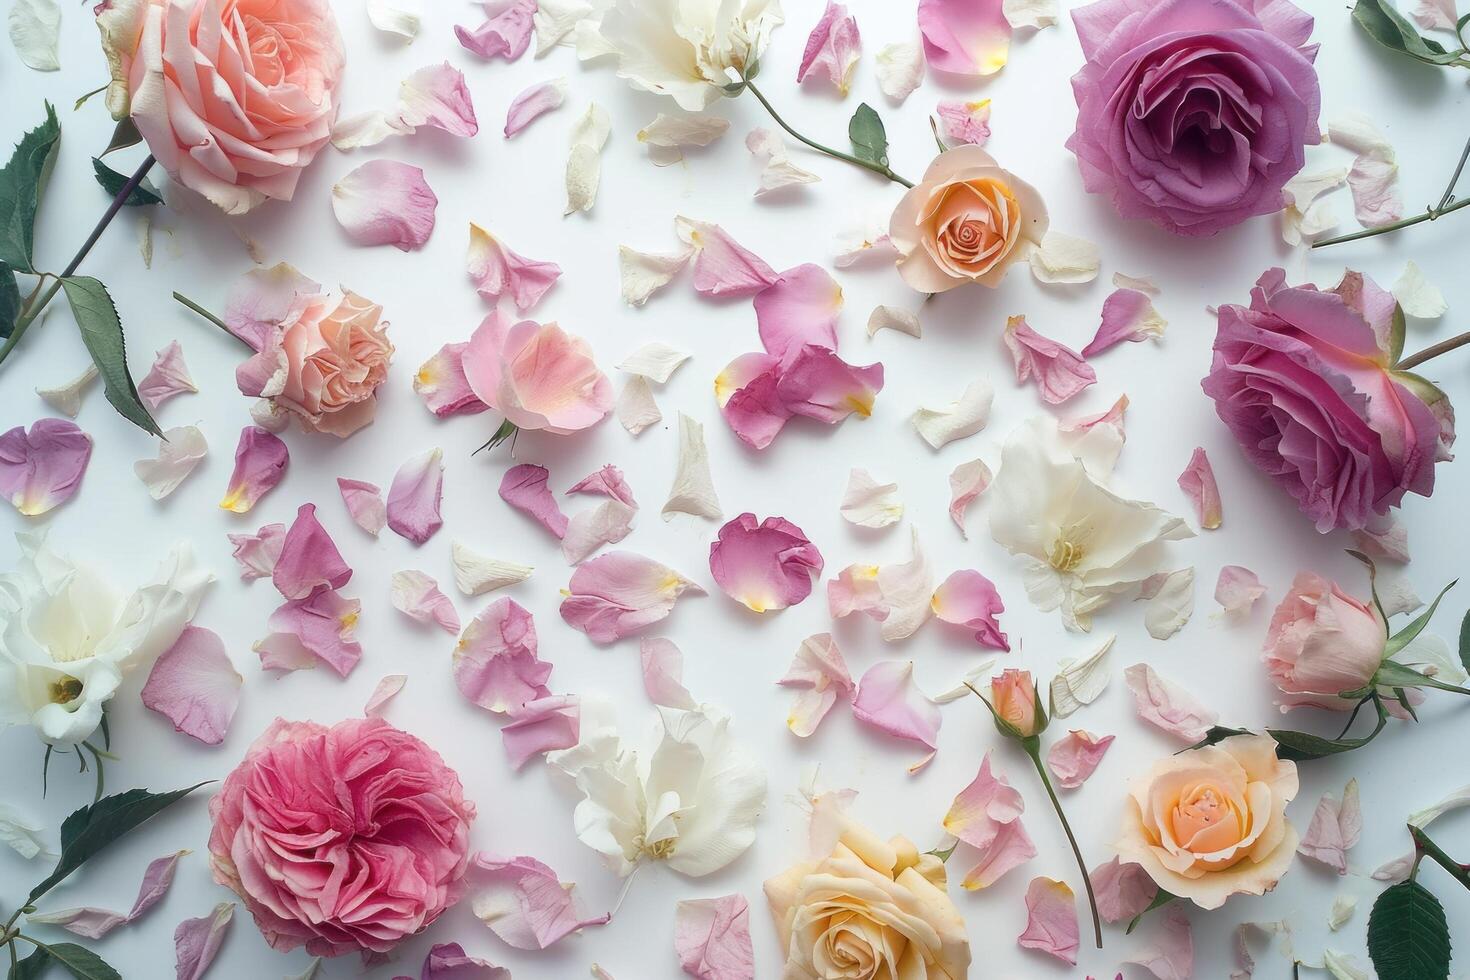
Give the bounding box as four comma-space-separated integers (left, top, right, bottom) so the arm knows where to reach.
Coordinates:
1263, 573, 1386, 710
991, 668, 1044, 738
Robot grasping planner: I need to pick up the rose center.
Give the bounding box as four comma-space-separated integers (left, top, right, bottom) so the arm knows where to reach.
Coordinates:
49, 676, 84, 705
1048, 538, 1084, 572
1170, 782, 1243, 847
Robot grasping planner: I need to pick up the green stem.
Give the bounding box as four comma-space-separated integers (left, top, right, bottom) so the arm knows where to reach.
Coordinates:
81, 742, 105, 804
1397, 330, 1470, 371
1025, 744, 1103, 950
1410, 825, 1470, 890
1315, 134, 1470, 248
743, 80, 914, 188
171, 291, 250, 347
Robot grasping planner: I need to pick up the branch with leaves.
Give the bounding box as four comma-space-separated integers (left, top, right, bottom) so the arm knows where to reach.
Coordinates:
1366, 823, 1469, 980
1353, 0, 1470, 69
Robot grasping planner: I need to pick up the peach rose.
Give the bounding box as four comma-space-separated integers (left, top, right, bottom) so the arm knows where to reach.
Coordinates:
461, 313, 613, 435
765, 817, 971, 979
1116, 734, 1299, 910
1263, 572, 1385, 711
889, 145, 1048, 293
97, 0, 344, 214
991, 668, 1040, 737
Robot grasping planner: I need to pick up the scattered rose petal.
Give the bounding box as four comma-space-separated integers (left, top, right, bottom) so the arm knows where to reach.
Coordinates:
1329, 895, 1357, 931
1003, 316, 1096, 405
505, 77, 568, 138
715, 353, 788, 449
834, 214, 899, 267
367, 0, 420, 38
533, 0, 591, 54
674, 894, 754, 980
457, 0, 536, 59
662, 413, 722, 521
467, 223, 561, 311
140, 626, 241, 745
866, 304, 921, 339
675, 216, 777, 298
0, 418, 92, 516
753, 264, 842, 361
840, 468, 902, 528
332, 160, 437, 251
391, 570, 461, 634
1215, 565, 1266, 618
1177, 448, 1222, 530
563, 499, 637, 564
470, 854, 610, 951
1393, 260, 1447, 319
947, 458, 992, 537
778, 633, 854, 737
28, 850, 186, 937
273, 504, 351, 601
1082, 288, 1167, 358
1141, 567, 1196, 640
1046, 730, 1114, 789
227, 524, 285, 581
134, 426, 208, 501
1125, 663, 1217, 741
937, 99, 991, 146
502, 695, 581, 770
797, 1, 860, 94
1004, 0, 1057, 29
500, 463, 569, 538
1330, 113, 1403, 228
912, 378, 993, 449
35, 364, 98, 418
616, 377, 662, 435
1028, 231, 1100, 284
1125, 904, 1193, 980
639, 113, 731, 166
331, 62, 478, 148
0, 804, 50, 860
415, 343, 488, 419
918, 0, 1010, 75
1018, 877, 1078, 965
851, 661, 941, 772
565, 103, 610, 215
364, 675, 407, 717
828, 527, 933, 641
617, 343, 690, 383
875, 38, 924, 102
1298, 779, 1361, 875
411, 942, 510, 980
385, 447, 444, 545
1412, 0, 1458, 28
255, 588, 363, 678
619, 246, 693, 306
709, 513, 823, 612
454, 598, 550, 714
559, 552, 705, 643
220, 426, 287, 514
774, 346, 884, 426
1092, 857, 1158, 923
931, 569, 1009, 650
174, 902, 234, 980
745, 128, 820, 198
641, 637, 697, 709
336, 478, 386, 536
1281, 167, 1347, 245
8, 0, 60, 71
944, 752, 1036, 888
1049, 635, 1114, 717
138, 342, 197, 412
452, 540, 534, 596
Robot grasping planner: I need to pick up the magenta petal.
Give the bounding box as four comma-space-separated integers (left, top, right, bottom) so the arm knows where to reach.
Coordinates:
674, 894, 754, 980
1003, 316, 1097, 405
387, 447, 445, 544
708, 513, 824, 612
256, 588, 363, 678
399, 62, 480, 137
931, 569, 1009, 650
28, 851, 186, 939
715, 352, 790, 450
796, 1, 860, 94
419, 942, 510, 980
0, 418, 92, 517
174, 903, 233, 980
679, 217, 778, 297
467, 224, 562, 312
1045, 730, 1115, 789
138, 341, 197, 412
415, 342, 488, 418
567, 464, 636, 507
754, 264, 843, 362
469, 854, 609, 950
937, 99, 992, 146
501, 695, 580, 770
1017, 877, 1079, 966
1092, 857, 1158, 924
504, 78, 567, 138
332, 160, 438, 251
364, 674, 407, 717
391, 570, 462, 634
1081, 288, 1164, 358
454, 597, 550, 713
918, 0, 1010, 75
774, 346, 884, 423
273, 503, 352, 600
337, 478, 387, 535
641, 637, 697, 709
455, 0, 535, 59
1177, 447, 1223, 530
227, 523, 285, 581
500, 463, 568, 538
140, 626, 241, 745
851, 661, 941, 769
559, 551, 705, 643
220, 426, 287, 514
777, 633, 854, 737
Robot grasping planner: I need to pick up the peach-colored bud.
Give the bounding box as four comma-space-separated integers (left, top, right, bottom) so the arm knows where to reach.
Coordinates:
991, 668, 1040, 737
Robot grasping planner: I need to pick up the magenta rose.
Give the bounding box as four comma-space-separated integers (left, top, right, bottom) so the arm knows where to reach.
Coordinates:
1202, 269, 1454, 532
208, 717, 474, 957
1066, 0, 1320, 236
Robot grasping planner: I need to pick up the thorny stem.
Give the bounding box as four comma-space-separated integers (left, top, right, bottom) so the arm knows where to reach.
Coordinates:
1313, 135, 1470, 248
743, 80, 915, 188
1397, 330, 1470, 371
1025, 745, 1104, 950
1411, 825, 1470, 891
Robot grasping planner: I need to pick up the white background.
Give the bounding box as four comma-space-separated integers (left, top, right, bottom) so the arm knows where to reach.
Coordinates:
3, 1, 1470, 977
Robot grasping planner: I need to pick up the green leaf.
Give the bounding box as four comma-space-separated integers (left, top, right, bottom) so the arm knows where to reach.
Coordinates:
1458, 609, 1469, 674
1367, 880, 1452, 980
1353, 0, 1465, 65
10, 947, 52, 980
0, 102, 62, 272
100, 117, 141, 158
1385, 579, 1457, 657
1125, 889, 1175, 934
1388, 302, 1407, 364
59, 276, 162, 437
28, 783, 207, 904
0, 260, 20, 339
848, 103, 889, 169
89, 159, 162, 207
41, 944, 119, 980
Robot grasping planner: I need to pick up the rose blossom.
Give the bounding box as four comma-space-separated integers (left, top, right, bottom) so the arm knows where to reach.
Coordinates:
1263, 572, 1385, 711
889, 145, 1047, 293
991, 668, 1040, 737
461, 312, 613, 435
1116, 733, 1298, 910
208, 717, 474, 957
1067, 0, 1320, 236
97, 0, 345, 215
1202, 268, 1451, 532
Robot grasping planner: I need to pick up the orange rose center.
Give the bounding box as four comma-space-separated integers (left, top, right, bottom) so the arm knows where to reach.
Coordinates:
927, 178, 1020, 277
1171, 782, 1244, 853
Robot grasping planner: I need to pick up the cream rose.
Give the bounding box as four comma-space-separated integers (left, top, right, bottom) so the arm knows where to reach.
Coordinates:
765, 818, 971, 979
889, 145, 1047, 293
1116, 734, 1299, 910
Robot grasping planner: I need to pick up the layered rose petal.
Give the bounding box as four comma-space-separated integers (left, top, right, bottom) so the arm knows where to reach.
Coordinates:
332, 160, 437, 251
0, 418, 92, 516
1017, 877, 1078, 965
777, 633, 854, 737
708, 513, 823, 613
560, 552, 705, 643
754, 264, 842, 361
467, 224, 561, 312
931, 569, 1009, 650
501, 695, 581, 770
1082, 288, 1167, 358
140, 626, 242, 745
675, 217, 778, 298
675, 894, 754, 980
1263, 572, 1385, 711
851, 661, 941, 772
947, 458, 992, 537
273, 504, 352, 601
255, 588, 363, 678
943, 753, 1036, 888
387, 447, 445, 545
463, 315, 613, 435
500, 463, 568, 538
1178, 447, 1223, 530
796, 1, 860, 94
1124, 663, 1217, 741
504, 77, 568, 137
828, 528, 934, 641
937, 100, 992, 146
336, 478, 386, 536
1003, 315, 1097, 405
454, 598, 550, 713
1046, 730, 1115, 789
415, 343, 487, 419
775, 346, 885, 424
470, 854, 609, 951
391, 570, 461, 635
138, 341, 197, 411
456, 0, 536, 59
918, 0, 1011, 75
715, 353, 790, 450
228, 523, 286, 581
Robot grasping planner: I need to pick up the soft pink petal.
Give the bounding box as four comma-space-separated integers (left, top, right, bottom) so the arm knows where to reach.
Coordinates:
1091, 857, 1159, 924
675, 894, 754, 980
1018, 877, 1079, 965
947, 458, 992, 537
337, 478, 386, 536
944, 753, 1036, 889
1412, 0, 1457, 29
364, 674, 407, 717
504, 77, 567, 138
415, 343, 488, 419
754, 264, 843, 362
1045, 730, 1114, 789
852, 661, 941, 770
227, 523, 285, 581
332, 160, 437, 251
1214, 565, 1265, 617
1003, 315, 1097, 405
0, 418, 92, 516
1298, 780, 1361, 875
273, 503, 352, 601
567, 464, 636, 507
1060, 393, 1129, 433
715, 352, 791, 450
708, 513, 824, 613
930, 569, 1009, 650
463, 317, 613, 434
256, 588, 363, 678
1124, 663, 1217, 742
220, 426, 287, 514
1125, 904, 1194, 980
918, 0, 1011, 75
387, 447, 445, 544
391, 570, 462, 634
138, 341, 197, 411
417, 942, 510, 980
501, 695, 580, 770
797, 1, 860, 94
1354, 516, 1410, 564
454, 597, 551, 713
936, 100, 991, 146
469, 854, 609, 950
562, 499, 637, 564
1177, 447, 1222, 530
456, 0, 535, 59
641, 637, 698, 709
1081, 288, 1166, 358
28, 851, 186, 939
827, 529, 933, 641
174, 903, 233, 980
500, 463, 568, 538
467, 224, 561, 312
559, 551, 705, 643
398, 62, 480, 137
223, 262, 321, 352
678, 217, 778, 298
140, 626, 241, 745
774, 346, 884, 425
777, 633, 854, 737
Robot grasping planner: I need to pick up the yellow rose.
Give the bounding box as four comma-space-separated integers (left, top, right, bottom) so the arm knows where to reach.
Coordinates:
1116, 733, 1299, 910
765, 818, 971, 978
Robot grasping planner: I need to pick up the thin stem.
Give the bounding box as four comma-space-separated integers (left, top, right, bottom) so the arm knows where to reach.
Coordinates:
1397, 330, 1470, 371
172, 291, 250, 347
1411, 825, 1470, 890
1026, 746, 1103, 950
1312, 193, 1470, 248
609, 862, 643, 918
81, 742, 105, 804
1436, 135, 1470, 212
743, 80, 914, 188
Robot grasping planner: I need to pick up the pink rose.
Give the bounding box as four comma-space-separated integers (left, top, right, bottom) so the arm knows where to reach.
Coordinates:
97, 0, 345, 214
991, 668, 1040, 737
208, 717, 474, 957
461, 312, 613, 435
1263, 572, 1385, 711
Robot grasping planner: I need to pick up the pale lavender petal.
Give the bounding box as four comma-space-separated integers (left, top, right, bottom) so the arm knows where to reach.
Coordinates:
387, 447, 445, 544
415, 342, 488, 419
1045, 730, 1114, 789
0, 418, 92, 516
937, 99, 992, 146
227, 523, 285, 581
140, 626, 241, 745
674, 894, 754, 980
1017, 877, 1079, 966
641, 636, 697, 709
469, 854, 610, 950
417, 942, 510, 980
504, 77, 568, 138
456, 0, 536, 59
1003, 315, 1096, 404
256, 589, 363, 678
500, 463, 568, 538
676, 217, 777, 298
467, 223, 561, 311
851, 661, 941, 772
1177, 447, 1223, 530
1215, 565, 1266, 617
364, 674, 407, 717
567, 464, 636, 507
398, 62, 480, 136
332, 160, 437, 251
28, 850, 186, 939
337, 478, 386, 536
174, 902, 234, 980
138, 341, 198, 412
454, 597, 550, 713
1298, 779, 1361, 875
1092, 857, 1158, 923
273, 503, 352, 601
391, 570, 462, 634
502, 695, 580, 770
559, 551, 705, 643
220, 426, 287, 514
1124, 663, 1217, 741
797, 1, 861, 95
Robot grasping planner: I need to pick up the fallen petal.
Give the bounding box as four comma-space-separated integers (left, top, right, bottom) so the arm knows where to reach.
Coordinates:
140, 626, 241, 745
35, 364, 98, 418
619, 246, 693, 306
10, 0, 60, 71
1045, 730, 1114, 789
675, 216, 777, 298
0, 804, 49, 861
563, 498, 637, 564
470, 854, 609, 950
841, 468, 902, 528
1092, 857, 1158, 923
220, 426, 287, 514
617, 342, 690, 384
1081, 288, 1167, 358
852, 661, 941, 768
255, 588, 363, 678
1124, 663, 1217, 741
1141, 567, 1195, 641
452, 540, 534, 596
1004, 0, 1058, 29
138, 341, 197, 411
937, 99, 991, 146
745, 128, 820, 198
501, 463, 569, 537
457, 0, 536, 59
641, 636, 697, 709
1018, 877, 1078, 965
0, 418, 92, 516
797, 1, 860, 94
709, 513, 824, 612
674, 894, 754, 980
174, 903, 234, 980
944, 753, 1036, 888
1215, 565, 1266, 618
273, 503, 352, 601
1393, 260, 1447, 320
502, 695, 581, 770
912, 378, 993, 449
866, 304, 921, 339
947, 458, 992, 537
332, 160, 437, 251
367, 0, 420, 38
134, 425, 208, 500
778, 633, 854, 737
1298, 779, 1361, 875
662, 413, 722, 521
364, 674, 407, 717
565, 103, 610, 215
639, 112, 731, 166
1177, 447, 1222, 530
931, 569, 1009, 650
505, 77, 568, 138
227, 523, 285, 581
455, 597, 551, 713
1125, 904, 1193, 980
1049, 635, 1114, 717
387, 447, 445, 544
391, 570, 461, 634
1330, 113, 1403, 228
875, 38, 924, 102
1003, 316, 1096, 405
416, 942, 510, 980
29, 850, 186, 938
918, 0, 1010, 75
467, 223, 561, 311
1028, 231, 1100, 285
559, 551, 705, 643
715, 353, 789, 450
337, 478, 386, 536
754, 264, 842, 361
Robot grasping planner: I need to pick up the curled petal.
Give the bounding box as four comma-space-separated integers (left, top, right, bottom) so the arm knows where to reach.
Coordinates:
174, 902, 234, 980
775, 347, 883, 423
708, 513, 824, 612
866, 304, 921, 339
1215, 565, 1266, 618
674, 894, 754, 980
227, 523, 285, 581
1140, 567, 1196, 641
828, 527, 933, 641
220, 426, 287, 514
134, 426, 208, 500
715, 353, 789, 450
851, 661, 941, 770
504, 77, 567, 138
1045, 730, 1114, 789
415, 343, 487, 418
28, 850, 187, 938
777, 633, 854, 737
467, 223, 561, 311
332, 160, 437, 251
565, 103, 610, 214
840, 468, 902, 528
1003, 316, 1096, 405
562, 498, 637, 564
255, 588, 363, 678
415, 942, 509, 980
1082, 288, 1167, 358
638, 113, 730, 166
1124, 663, 1216, 741
797, 1, 860, 94
1177, 447, 1222, 530
619, 246, 693, 306
559, 551, 705, 643
1330, 113, 1404, 228
1049, 635, 1113, 718
387, 447, 445, 545
391, 570, 461, 634
918, 0, 1010, 75
947, 458, 992, 537
944, 752, 1036, 888
454, 597, 550, 713
1393, 260, 1447, 320
1298, 779, 1361, 875
675, 216, 777, 298
35, 364, 98, 418
0, 418, 92, 516
641, 637, 697, 709
937, 99, 991, 146
568, 465, 637, 507
912, 378, 993, 449
457, 0, 536, 59
336, 478, 386, 536
273, 503, 351, 601
662, 413, 722, 521
332, 62, 478, 148
502, 695, 581, 770
138, 341, 197, 411
364, 674, 406, 717
1028, 231, 1100, 284
754, 264, 842, 360
1017, 877, 1078, 965
140, 626, 241, 745
1091, 857, 1158, 924
931, 569, 1009, 650
452, 540, 533, 596
367, 0, 420, 38
501, 463, 569, 538
469, 854, 609, 950
745, 128, 820, 198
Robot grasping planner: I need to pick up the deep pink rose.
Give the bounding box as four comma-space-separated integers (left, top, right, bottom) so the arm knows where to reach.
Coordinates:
1263, 573, 1384, 711
1203, 269, 1453, 532
1067, 0, 1320, 236
208, 717, 474, 957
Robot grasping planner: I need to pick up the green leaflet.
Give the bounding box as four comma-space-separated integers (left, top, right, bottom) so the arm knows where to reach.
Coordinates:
1459, 608, 1470, 674
9, 947, 52, 980
1353, 0, 1466, 66
33, 944, 120, 980
89, 158, 163, 207
0, 261, 19, 339
1367, 880, 1453, 980
0, 102, 62, 273
60, 276, 162, 437
848, 103, 889, 169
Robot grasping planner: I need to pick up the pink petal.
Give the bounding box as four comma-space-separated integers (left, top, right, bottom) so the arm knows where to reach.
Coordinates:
255, 588, 363, 678
943, 753, 1036, 889
500, 463, 568, 538
1177, 447, 1222, 530
1298, 780, 1361, 875
641, 637, 698, 709
827, 529, 933, 641
567, 464, 636, 507
391, 569, 462, 634
1081, 288, 1166, 358
1060, 393, 1129, 433
364, 674, 407, 717
1214, 565, 1265, 617
754, 264, 842, 361
417, 942, 510, 980
220, 426, 287, 514
387, 447, 445, 544
1412, 0, 1457, 29
947, 458, 992, 537
0, 418, 92, 516
936, 100, 992, 146
398, 62, 480, 137
1124, 663, 1217, 742
1091, 857, 1159, 924
1003, 315, 1097, 405
674, 894, 754, 980
415, 342, 488, 419
138, 341, 197, 411
777, 633, 854, 737
337, 478, 386, 536
918, 0, 1011, 75
454, 597, 551, 713
223, 262, 321, 352
851, 661, 941, 770
273, 503, 352, 601
504, 77, 567, 138
455, 0, 535, 59
501, 695, 581, 770
559, 551, 705, 644
467, 224, 561, 312
708, 513, 824, 612
227, 523, 285, 581
1125, 904, 1194, 980
469, 854, 609, 950
678, 217, 778, 298
140, 626, 241, 745
28, 851, 186, 939
715, 352, 791, 450
931, 569, 1009, 650
562, 499, 637, 564
1355, 516, 1410, 564
174, 903, 233, 980
797, 1, 860, 94
1017, 877, 1079, 966
775, 346, 884, 424
332, 160, 437, 251
1045, 730, 1114, 789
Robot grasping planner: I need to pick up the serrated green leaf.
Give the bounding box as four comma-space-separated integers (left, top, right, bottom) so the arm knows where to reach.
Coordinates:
1353, 0, 1465, 65
1368, 880, 1452, 980
59, 276, 162, 437
1385, 579, 1457, 657
41, 944, 119, 980
10, 947, 51, 980
848, 103, 889, 168
89, 159, 162, 207
1458, 609, 1469, 674
1, 261, 20, 339
0, 102, 62, 272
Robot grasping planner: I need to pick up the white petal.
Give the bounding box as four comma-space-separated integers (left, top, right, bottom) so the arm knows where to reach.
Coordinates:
1049, 635, 1114, 717
745, 128, 820, 198
133, 426, 208, 501
866, 304, 921, 339
1029, 231, 1100, 284
1003, 0, 1057, 29
618, 245, 692, 306
534, 0, 593, 54
451, 540, 533, 596
912, 378, 993, 449
8, 0, 60, 71
1280, 167, 1347, 246
0, 803, 50, 860
1329, 113, 1403, 228
879, 527, 933, 641
565, 103, 610, 215
562, 499, 636, 564
1141, 567, 1195, 640
1322, 951, 1370, 980
1393, 260, 1447, 320
367, 0, 420, 39
840, 468, 902, 528
875, 38, 923, 103
1328, 895, 1357, 931
617, 342, 690, 382
616, 376, 662, 435
638, 113, 730, 164
662, 413, 721, 521
1409, 783, 1470, 828
932, 659, 998, 703
1111, 272, 1160, 295
35, 365, 99, 418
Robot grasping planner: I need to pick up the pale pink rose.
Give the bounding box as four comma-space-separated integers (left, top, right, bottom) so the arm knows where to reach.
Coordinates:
889, 145, 1048, 293
991, 668, 1040, 737
208, 717, 474, 957
462, 313, 613, 435
98, 0, 345, 214
1263, 572, 1385, 711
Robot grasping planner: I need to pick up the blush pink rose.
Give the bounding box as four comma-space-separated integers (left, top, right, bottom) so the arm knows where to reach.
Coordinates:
97, 0, 344, 214
990, 668, 1040, 737
461, 312, 613, 435
208, 717, 474, 957
1263, 572, 1385, 711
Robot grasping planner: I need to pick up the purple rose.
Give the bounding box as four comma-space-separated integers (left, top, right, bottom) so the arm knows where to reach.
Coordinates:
1067, 0, 1321, 236
1202, 269, 1454, 532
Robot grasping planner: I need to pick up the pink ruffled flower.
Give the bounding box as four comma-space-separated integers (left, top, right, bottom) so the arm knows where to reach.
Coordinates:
462, 314, 613, 435
208, 717, 474, 957
708, 513, 824, 613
